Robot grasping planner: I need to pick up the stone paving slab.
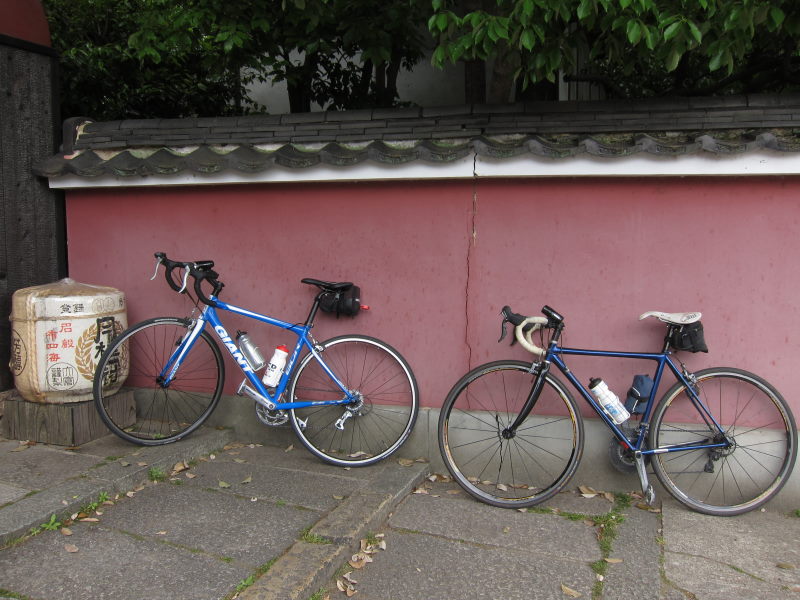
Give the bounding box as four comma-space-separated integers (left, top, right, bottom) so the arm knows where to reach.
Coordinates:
0, 483, 28, 506
343, 529, 597, 600
0, 523, 250, 600
389, 485, 603, 563
179, 450, 365, 511
0, 444, 102, 490
96, 481, 320, 567
662, 498, 800, 597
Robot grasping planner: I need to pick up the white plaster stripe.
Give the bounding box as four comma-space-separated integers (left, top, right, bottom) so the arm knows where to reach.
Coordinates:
47, 149, 800, 189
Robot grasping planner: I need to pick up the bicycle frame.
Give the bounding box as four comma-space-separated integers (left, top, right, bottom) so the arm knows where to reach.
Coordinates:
539, 343, 730, 457
157, 296, 354, 411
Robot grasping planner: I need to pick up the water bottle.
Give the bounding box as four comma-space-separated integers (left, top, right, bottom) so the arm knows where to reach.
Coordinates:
262, 345, 289, 387
589, 378, 630, 425
236, 331, 265, 371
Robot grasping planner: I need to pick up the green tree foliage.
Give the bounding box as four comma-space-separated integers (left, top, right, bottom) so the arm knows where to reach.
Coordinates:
43, 0, 427, 119
429, 0, 800, 98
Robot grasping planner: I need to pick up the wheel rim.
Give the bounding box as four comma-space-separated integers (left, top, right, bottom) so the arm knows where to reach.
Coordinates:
96, 321, 222, 443
290, 337, 418, 465
652, 370, 795, 513
441, 365, 581, 506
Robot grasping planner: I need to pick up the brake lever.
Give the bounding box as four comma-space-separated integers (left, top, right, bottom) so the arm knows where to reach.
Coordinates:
150, 256, 163, 281
178, 267, 191, 294
497, 318, 517, 345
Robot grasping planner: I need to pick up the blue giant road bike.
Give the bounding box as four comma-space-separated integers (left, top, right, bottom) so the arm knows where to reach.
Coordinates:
93, 253, 419, 467
438, 305, 797, 515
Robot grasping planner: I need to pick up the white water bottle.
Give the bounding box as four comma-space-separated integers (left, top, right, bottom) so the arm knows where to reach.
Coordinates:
262, 345, 289, 387
589, 378, 630, 425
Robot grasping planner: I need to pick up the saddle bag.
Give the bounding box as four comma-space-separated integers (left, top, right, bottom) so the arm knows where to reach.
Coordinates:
319, 285, 361, 318
670, 321, 708, 353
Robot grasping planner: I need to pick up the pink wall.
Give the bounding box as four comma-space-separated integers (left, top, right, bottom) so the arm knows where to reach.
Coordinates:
65, 177, 800, 414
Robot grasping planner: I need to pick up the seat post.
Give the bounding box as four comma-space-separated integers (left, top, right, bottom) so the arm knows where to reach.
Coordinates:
662, 325, 676, 353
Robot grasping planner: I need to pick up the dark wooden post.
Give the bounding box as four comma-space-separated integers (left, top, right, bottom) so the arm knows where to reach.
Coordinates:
0, 1, 67, 392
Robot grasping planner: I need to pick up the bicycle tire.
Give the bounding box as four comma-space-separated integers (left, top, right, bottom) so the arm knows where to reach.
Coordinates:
439, 360, 584, 508
93, 317, 225, 445
288, 335, 419, 466
650, 367, 797, 516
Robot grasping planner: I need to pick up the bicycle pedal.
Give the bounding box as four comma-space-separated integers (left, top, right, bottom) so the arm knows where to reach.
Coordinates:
644, 485, 655, 506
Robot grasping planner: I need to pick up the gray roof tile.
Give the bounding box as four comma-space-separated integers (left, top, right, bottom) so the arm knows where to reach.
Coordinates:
34, 94, 800, 179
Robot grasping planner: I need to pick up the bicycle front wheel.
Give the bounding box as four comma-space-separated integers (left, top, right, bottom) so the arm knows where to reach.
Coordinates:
93, 317, 225, 445
650, 367, 797, 516
439, 361, 584, 509
288, 335, 419, 466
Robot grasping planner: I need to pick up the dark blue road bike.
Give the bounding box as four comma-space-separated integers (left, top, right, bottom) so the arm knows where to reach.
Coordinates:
439, 305, 797, 515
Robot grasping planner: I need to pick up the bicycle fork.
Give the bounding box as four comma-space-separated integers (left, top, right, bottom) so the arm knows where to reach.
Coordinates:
504, 362, 550, 437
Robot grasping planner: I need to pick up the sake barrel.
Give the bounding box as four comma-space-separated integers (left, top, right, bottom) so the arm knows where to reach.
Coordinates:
9, 278, 128, 403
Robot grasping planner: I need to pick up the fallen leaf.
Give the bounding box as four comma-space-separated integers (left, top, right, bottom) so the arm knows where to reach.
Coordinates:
61, 528, 73, 536
446, 489, 460, 495
284, 444, 293, 452
241, 475, 252, 484
496, 483, 508, 492
333, 495, 345, 500
578, 485, 598, 496
343, 572, 358, 584
218, 481, 231, 488
64, 544, 79, 553
11, 445, 29, 452
397, 458, 414, 466
227, 451, 240, 455
412, 487, 428, 495
350, 451, 369, 459
234, 458, 246, 464
185, 473, 197, 479
209, 454, 216, 460
79, 517, 99, 523
156, 531, 167, 535
120, 461, 130, 467
61, 500, 68, 506
172, 461, 188, 473
777, 562, 796, 570
137, 462, 148, 467
603, 492, 615, 503
605, 558, 623, 564
561, 583, 581, 598
503, 526, 511, 534
126, 491, 135, 498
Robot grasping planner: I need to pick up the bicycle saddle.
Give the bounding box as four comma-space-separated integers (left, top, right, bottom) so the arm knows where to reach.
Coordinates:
301, 278, 353, 292
639, 311, 702, 325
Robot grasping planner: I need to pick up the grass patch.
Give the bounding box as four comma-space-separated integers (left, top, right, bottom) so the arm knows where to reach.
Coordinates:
0, 589, 30, 599
225, 559, 276, 599
300, 526, 331, 545
148, 467, 167, 482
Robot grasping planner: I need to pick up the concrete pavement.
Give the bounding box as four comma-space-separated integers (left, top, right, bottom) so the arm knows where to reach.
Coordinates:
0, 428, 798, 600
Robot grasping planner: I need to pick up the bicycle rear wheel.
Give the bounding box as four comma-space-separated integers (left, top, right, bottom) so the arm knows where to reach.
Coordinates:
288, 335, 419, 466
650, 367, 797, 516
93, 317, 224, 445
439, 361, 583, 508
